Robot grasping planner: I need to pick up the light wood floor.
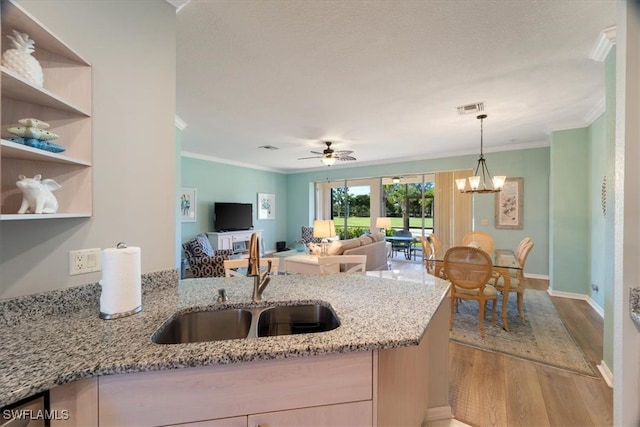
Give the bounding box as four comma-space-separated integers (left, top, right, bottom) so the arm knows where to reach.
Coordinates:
391, 259, 613, 427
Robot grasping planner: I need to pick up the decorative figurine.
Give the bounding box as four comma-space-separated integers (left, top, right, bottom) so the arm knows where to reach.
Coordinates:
16, 174, 62, 214
2, 30, 44, 87
6, 118, 65, 153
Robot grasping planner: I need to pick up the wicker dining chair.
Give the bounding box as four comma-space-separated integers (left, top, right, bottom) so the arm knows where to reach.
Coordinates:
492, 241, 534, 323
444, 246, 498, 337
461, 231, 495, 254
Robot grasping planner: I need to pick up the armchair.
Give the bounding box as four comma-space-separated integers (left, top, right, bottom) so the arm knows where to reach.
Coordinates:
182, 234, 233, 278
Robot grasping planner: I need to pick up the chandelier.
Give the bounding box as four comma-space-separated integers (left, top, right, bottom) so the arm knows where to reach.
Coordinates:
456, 114, 506, 194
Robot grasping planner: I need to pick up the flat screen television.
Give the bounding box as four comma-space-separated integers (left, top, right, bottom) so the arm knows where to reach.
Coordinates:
214, 202, 253, 232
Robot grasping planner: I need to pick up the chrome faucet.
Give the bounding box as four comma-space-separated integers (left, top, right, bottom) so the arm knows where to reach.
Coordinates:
247, 233, 272, 302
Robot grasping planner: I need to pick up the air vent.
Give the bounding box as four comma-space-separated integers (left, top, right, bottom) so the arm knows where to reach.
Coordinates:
457, 102, 485, 115
258, 145, 279, 151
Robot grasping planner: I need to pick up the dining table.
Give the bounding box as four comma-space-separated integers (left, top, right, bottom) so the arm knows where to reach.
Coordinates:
385, 235, 416, 260
431, 248, 522, 331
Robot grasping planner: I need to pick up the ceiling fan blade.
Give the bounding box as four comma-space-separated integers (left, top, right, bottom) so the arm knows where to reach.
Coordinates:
337, 155, 357, 161
298, 155, 322, 160
334, 150, 354, 155
309, 150, 324, 155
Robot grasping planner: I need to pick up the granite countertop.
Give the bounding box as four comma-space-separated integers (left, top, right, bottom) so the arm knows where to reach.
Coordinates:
0, 269, 449, 407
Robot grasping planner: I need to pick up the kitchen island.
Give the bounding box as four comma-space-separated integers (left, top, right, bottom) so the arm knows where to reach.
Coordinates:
0, 269, 451, 426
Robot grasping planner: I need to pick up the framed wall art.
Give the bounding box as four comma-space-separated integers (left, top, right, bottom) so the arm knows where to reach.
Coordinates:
495, 177, 523, 229
180, 187, 197, 222
258, 193, 275, 220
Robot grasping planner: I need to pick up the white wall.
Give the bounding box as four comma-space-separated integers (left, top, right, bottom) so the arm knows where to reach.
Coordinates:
614, 0, 640, 425
0, 1, 177, 298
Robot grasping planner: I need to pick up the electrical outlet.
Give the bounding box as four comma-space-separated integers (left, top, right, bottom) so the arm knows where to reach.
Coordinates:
592, 282, 599, 292
69, 248, 101, 275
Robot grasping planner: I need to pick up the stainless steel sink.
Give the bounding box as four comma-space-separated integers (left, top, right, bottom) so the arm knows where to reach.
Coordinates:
152, 309, 253, 344
152, 303, 340, 344
257, 304, 340, 337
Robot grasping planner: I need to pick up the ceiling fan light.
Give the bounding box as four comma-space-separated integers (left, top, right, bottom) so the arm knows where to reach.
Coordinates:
321, 156, 336, 166
492, 175, 506, 190
468, 176, 481, 190
455, 178, 467, 191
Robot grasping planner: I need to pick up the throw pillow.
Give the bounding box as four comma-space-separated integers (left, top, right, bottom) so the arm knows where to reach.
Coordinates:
196, 234, 215, 256
327, 238, 361, 255
301, 226, 322, 244
359, 234, 374, 246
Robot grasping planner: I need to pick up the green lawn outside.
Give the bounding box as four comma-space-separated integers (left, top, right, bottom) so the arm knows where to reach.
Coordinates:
333, 216, 433, 229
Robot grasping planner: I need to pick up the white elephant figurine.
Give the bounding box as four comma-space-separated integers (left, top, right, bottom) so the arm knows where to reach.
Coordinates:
16, 174, 62, 214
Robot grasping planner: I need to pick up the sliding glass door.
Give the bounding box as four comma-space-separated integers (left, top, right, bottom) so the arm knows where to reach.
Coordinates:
381, 175, 434, 237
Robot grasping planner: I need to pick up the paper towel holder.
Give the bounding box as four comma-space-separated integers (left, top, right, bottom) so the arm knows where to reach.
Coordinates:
99, 242, 142, 320
100, 305, 142, 320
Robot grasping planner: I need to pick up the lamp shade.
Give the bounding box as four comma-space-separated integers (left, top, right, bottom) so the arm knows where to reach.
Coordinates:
321, 156, 337, 166
375, 217, 392, 228
313, 220, 336, 238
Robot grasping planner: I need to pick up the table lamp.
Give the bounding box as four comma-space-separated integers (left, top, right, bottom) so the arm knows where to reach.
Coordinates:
375, 217, 391, 234
313, 220, 336, 256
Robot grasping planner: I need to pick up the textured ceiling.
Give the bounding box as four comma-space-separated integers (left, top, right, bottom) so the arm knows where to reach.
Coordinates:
176, 0, 616, 173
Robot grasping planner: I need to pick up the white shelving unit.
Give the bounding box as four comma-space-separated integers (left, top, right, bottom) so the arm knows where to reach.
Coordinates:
1, 0, 92, 220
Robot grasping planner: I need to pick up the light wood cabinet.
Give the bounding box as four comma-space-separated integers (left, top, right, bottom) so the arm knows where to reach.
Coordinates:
47, 296, 451, 426
97, 351, 372, 426
247, 401, 372, 427
0, 0, 92, 220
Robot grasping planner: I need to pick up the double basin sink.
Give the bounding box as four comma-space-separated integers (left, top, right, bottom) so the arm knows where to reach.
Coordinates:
152, 303, 340, 344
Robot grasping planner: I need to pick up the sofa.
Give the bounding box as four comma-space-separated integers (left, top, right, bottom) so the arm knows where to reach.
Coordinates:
325, 232, 389, 271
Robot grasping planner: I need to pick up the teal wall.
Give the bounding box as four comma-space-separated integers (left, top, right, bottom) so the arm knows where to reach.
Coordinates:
180, 156, 288, 253
286, 147, 550, 276
549, 128, 589, 294
180, 148, 550, 275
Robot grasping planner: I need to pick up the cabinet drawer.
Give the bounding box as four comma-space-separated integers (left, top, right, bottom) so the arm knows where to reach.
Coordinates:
99, 351, 373, 426
248, 401, 372, 426
231, 232, 253, 242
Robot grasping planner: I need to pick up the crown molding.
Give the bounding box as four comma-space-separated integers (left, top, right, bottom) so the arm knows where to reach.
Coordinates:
181, 151, 287, 174
583, 96, 606, 124
589, 26, 617, 62
175, 115, 187, 130
166, 0, 190, 13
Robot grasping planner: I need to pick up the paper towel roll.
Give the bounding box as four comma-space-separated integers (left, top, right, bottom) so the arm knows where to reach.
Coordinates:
100, 245, 142, 319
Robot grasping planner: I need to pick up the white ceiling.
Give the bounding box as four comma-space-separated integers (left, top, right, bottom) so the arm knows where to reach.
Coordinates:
175, 0, 616, 173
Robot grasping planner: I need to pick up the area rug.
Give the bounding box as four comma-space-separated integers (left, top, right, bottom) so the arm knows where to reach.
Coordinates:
449, 289, 598, 377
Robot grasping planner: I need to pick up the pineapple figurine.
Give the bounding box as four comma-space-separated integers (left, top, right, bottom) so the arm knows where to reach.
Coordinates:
2, 30, 44, 87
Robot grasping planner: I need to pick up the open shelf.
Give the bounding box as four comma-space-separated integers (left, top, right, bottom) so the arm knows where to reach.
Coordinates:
1, 0, 92, 220
1, 139, 91, 166
1, 213, 91, 221
1, 67, 90, 116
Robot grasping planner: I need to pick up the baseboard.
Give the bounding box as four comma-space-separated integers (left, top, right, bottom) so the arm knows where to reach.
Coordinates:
525, 273, 549, 280
597, 360, 614, 388
546, 289, 604, 318
426, 405, 453, 422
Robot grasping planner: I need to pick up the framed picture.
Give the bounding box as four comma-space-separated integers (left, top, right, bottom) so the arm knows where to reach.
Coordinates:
180, 187, 197, 222
495, 177, 523, 229
258, 193, 275, 220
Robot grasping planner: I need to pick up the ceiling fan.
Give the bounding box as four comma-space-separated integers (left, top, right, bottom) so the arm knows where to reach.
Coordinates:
298, 141, 356, 166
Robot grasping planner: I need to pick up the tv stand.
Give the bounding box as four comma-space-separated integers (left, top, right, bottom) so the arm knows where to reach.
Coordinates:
207, 230, 263, 256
